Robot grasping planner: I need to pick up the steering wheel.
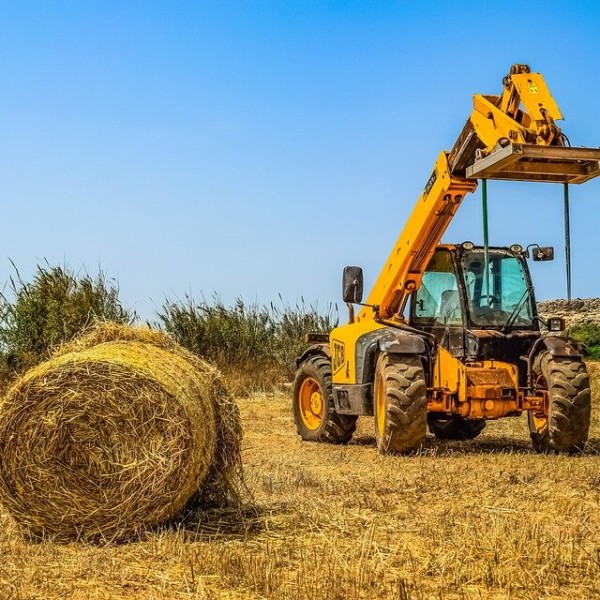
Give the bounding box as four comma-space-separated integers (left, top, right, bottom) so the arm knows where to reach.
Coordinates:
478, 294, 501, 308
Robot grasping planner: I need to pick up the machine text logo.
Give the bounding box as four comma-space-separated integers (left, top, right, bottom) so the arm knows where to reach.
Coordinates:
332, 340, 346, 374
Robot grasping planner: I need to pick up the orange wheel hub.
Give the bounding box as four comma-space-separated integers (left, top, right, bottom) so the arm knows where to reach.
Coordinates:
299, 377, 324, 430
530, 413, 548, 435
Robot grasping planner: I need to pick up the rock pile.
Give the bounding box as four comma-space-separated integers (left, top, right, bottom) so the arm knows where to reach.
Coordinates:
537, 298, 600, 328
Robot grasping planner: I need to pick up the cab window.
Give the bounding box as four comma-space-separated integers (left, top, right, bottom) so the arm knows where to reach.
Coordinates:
413, 251, 462, 326
461, 250, 533, 327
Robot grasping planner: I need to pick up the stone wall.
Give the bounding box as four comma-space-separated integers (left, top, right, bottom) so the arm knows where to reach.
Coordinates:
537, 298, 600, 329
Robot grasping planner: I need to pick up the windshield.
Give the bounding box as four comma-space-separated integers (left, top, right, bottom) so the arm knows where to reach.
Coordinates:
461, 249, 534, 327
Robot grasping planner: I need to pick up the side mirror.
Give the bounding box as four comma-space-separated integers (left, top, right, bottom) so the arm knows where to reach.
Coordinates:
532, 246, 554, 261
342, 266, 363, 304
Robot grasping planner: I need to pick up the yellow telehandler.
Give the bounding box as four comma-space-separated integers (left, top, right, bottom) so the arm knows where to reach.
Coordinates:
293, 64, 600, 454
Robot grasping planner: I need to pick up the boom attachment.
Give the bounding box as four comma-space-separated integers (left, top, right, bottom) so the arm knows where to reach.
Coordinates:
451, 63, 600, 184
466, 143, 600, 184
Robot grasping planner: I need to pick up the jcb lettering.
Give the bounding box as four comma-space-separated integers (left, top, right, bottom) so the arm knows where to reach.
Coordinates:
332, 340, 345, 374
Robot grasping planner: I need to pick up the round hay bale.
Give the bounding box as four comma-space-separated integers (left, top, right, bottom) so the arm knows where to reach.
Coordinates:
0, 324, 243, 541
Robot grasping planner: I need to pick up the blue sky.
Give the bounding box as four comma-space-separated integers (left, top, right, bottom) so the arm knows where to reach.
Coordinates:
1, 1, 600, 318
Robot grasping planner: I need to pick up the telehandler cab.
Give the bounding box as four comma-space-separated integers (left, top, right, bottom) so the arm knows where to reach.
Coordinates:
293, 65, 600, 454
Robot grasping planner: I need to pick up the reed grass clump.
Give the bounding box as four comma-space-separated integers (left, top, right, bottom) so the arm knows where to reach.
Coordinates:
157, 295, 337, 392
0, 323, 243, 542
0, 263, 133, 376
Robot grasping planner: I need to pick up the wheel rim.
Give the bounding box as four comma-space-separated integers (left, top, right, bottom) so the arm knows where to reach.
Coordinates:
299, 377, 324, 430
375, 370, 386, 438
530, 413, 548, 436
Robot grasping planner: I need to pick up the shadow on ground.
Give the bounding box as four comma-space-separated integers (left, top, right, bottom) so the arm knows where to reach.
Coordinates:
352, 433, 600, 456
351, 433, 552, 456
176, 504, 272, 541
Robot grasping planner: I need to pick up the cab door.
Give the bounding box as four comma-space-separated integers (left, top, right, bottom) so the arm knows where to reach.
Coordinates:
409, 249, 466, 357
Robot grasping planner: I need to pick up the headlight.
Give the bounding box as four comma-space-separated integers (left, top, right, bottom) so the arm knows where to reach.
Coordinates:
548, 317, 565, 332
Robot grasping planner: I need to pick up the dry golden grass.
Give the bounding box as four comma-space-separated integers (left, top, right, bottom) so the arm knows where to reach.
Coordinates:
2, 364, 600, 598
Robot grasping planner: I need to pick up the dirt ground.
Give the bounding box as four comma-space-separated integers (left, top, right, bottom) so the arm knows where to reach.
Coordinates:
2, 365, 600, 599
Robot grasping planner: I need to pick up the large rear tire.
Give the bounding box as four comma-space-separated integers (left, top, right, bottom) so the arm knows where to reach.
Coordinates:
374, 353, 427, 454
427, 415, 486, 440
528, 352, 591, 453
293, 355, 357, 444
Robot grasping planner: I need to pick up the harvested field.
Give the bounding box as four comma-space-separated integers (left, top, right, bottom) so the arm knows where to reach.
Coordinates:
1, 365, 600, 598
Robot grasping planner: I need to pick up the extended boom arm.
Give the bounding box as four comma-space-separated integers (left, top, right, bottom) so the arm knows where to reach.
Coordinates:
359, 153, 477, 320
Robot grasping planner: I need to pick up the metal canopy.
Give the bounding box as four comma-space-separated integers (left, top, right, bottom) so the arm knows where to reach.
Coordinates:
466, 143, 600, 184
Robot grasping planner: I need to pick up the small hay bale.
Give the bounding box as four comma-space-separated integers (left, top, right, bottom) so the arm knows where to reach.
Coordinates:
0, 323, 243, 542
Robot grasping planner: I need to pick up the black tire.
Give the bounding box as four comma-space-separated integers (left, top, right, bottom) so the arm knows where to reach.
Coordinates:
292, 355, 357, 444
427, 415, 486, 440
528, 352, 591, 453
374, 353, 427, 454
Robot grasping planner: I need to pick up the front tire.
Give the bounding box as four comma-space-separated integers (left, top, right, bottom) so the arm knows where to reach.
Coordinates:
374, 353, 427, 454
528, 352, 591, 453
293, 355, 357, 444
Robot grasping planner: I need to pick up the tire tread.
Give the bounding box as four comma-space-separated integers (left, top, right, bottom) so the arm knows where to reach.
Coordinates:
376, 354, 427, 453
530, 353, 591, 453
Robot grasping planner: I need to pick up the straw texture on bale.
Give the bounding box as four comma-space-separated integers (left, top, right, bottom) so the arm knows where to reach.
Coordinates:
0, 323, 243, 541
